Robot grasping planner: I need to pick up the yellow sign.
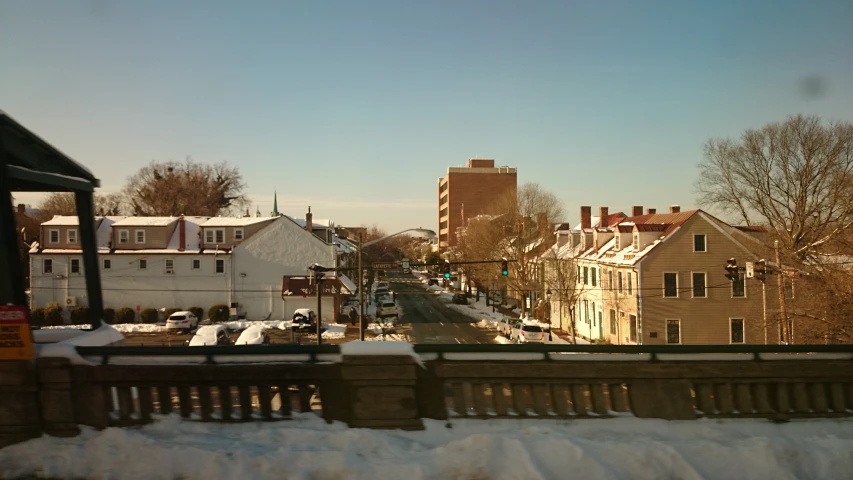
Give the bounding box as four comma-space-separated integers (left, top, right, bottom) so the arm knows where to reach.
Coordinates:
0, 306, 35, 360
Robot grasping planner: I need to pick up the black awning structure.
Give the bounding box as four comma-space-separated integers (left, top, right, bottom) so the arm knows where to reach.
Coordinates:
1, 109, 104, 328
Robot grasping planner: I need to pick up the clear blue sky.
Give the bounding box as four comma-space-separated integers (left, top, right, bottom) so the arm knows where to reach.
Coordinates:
2, 0, 852, 231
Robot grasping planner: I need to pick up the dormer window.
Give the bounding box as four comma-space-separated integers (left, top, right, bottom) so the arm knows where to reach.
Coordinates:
49, 229, 60, 244
633, 233, 639, 251
135, 229, 146, 244
615, 235, 621, 250
234, 228, 244, 241
67, 229, 78, 244
118, 230, 129, 244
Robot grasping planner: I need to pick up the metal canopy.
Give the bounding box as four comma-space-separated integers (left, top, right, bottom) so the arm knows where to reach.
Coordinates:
0, 109, 104, 328
1, 110, 100, 192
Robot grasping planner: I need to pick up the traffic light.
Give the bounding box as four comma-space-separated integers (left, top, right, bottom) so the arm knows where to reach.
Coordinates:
754, 259, 767, 282
443, 261, 451, 279
725, 258, 739, 280
501, 259, 509, 276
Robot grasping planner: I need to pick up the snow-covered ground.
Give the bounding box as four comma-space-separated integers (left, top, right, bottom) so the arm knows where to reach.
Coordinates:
2, 414, 852, 480
39, 320, 294, 334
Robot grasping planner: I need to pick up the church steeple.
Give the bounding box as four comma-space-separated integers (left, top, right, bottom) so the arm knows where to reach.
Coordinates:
255, 206, 261, 218
271, 190, 279, 217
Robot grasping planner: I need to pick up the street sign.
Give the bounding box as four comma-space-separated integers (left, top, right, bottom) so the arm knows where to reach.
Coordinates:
282, 276, 352, 298
401, 258, 410, 273
745, 262, 754, 278
0, 306, 34, 361
372, 261, 399, 270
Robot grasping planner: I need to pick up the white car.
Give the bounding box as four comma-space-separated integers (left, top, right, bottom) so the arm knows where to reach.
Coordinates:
376, 301, 399, 320
188, 325, 231, 346
235, 325, 271, 345
496, 318, 514, 337
511, 323, 545, 344
165, 311, 199, 332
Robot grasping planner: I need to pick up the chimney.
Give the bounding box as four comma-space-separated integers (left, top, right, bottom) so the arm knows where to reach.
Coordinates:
306, 206, 313, 233
580, 206, 591, 230
16, 204, 26, 215
647, 208, 656, 215
599, 207, 609, 227
670, 205, 680, 213
244, 208, 249, 218
178, 215, 186, 252
632, 205, 643, 217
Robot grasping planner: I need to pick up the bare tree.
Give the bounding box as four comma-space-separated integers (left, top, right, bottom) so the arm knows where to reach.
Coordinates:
123, 158, 248, 216
542, 248, 584, 343
695, 114, 853, 262
38, 192, 129, 218
457, 183, 565, 314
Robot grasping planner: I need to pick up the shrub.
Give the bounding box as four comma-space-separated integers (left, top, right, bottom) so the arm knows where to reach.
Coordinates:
187, 306, 204, 321
591, 337, 612, 345
103, 307, 116, 325
29, 308, 46, 326
163, 308, 182, 320
44, 303, 63, 326
208, 304, 230, 323
116, 307, 135, 324
70, 306, 89, 325
140, 308, 158, 324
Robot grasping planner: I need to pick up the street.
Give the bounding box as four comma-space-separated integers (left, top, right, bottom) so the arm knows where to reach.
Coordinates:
386, 271, 496, 344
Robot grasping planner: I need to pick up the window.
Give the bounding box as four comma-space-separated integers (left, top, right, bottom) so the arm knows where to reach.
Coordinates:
632, 233, 639, 251
615, 235, 620, 250
629, 314, 638, 343
135, 229, 146, 244
43, 259, 53, 274
730, 318, 744, 344
139, 259, 147, 269
103, 259, 111, 269
591, 268, 597, 287
119, 230, 129, 244
591, 302, 596, 326
627, 272, 633, 295
192, 259, 201, 270
693, 234, 706, 252
732, 275, 745, 297
70, 259, 80, 274
440, 195, 448, 205
663, 272, 678, 297
439, 208, 448, 218
617, 271, 623, 294
583, 266, 589, 285
609, 309, 617, 336
215, 229, 224, 243
67, 229, 78, 244
49, 229, 59, 244
165, 259, 174, 273
205, 230, 214, 243
234, 229, 244, 241
692, 272, 706, 298
608, 270, 613, 291
439, 221, 448, 229
584, 300, 589, 324
598, 310, 602, 329
215, 259, 225, 274
666, 319, 681, 344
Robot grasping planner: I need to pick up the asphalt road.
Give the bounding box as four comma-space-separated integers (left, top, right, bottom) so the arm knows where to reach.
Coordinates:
386, 271, 496, 344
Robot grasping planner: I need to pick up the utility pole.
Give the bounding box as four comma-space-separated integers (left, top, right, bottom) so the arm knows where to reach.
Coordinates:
358, 234, 365, 341
762, 281, 768, 345
316, 271, 324, 346
775, 240, 789, 343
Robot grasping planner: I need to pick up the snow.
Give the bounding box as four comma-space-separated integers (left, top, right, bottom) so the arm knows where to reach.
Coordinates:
305, 323, 348, 340
165, 216, 207, 251
201, 216, 276, 227
111, 216, 178, 227
32, 324, 124, 365
41, 323, 169, 333
365, 333, 409, 342
234, 325, 269, 345
3, 414, 852, 480
340, 341, 423, 367
189, 325, 228, 346
41, 215, 81, 226
338, 273, 357, 295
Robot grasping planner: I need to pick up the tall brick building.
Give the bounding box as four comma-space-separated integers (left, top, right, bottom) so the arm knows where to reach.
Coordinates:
437, 159, 517, 251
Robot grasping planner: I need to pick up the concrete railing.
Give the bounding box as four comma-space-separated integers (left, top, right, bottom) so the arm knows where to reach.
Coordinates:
1, 344, 852, 448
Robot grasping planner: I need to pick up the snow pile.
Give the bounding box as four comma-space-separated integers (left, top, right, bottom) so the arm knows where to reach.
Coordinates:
221, 320, 291, 331
365, 333, 409, 342
494, 335, 512, 345
305, 323, 348, 340
477, 318, 499, 329
234, 325, 268, 345
3, 415, 853, 480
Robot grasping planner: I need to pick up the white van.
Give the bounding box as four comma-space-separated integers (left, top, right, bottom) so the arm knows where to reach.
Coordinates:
165, 311, 199, 332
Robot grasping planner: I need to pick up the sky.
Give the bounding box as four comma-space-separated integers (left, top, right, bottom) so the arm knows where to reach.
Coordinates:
2, 0, 852, 231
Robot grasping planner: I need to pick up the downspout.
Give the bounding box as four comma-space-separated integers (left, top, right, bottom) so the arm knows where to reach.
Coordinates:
635, 266, 642, 344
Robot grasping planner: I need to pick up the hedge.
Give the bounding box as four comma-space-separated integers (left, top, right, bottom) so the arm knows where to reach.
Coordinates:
70, 306, 89, 325
140, 308, 158, 324
208, 304, 229, 323
116, 307, 135, 324
103, 307, 116, 325
30, 308, 46, 326
44, 303, 63, 326
163, 308, 183, 320
187, 306, 204, 321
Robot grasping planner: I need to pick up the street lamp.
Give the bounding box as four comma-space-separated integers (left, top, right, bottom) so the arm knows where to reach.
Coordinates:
308, 263, 333, 346
357, 228, 436, 341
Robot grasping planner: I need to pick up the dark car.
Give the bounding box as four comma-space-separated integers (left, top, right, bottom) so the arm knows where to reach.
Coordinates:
427, 278, 440, 287
291, 309, 317, 331
452, 293, 468, 305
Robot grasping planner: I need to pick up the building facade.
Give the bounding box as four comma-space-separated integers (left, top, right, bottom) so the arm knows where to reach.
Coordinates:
29, 211, 356, 323
437, 159, 516, 251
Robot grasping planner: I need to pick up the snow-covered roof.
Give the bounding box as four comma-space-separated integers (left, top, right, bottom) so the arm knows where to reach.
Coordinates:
338, 274, 357, 294
165, 216, 208, 251
112, 216, 178, 227
201, 217, 276, 227
290, 217, 333, 229
42, 215, 85, 226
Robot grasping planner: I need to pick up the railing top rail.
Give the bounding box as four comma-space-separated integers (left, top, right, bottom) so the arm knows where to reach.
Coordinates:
76, 344, 342, 359
412, 344, 853, 354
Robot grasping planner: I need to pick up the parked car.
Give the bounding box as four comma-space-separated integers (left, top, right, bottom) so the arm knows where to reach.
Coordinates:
165, 311, 199, 332
496, 318, 514, 337
511, 323, 545, 344
374, 287, 391, 302
427, 278, 440, 287
373, 281, 390, 292
376, 301, 399, 320
291, 308, 317, 331
235, 325, 271, 345
452, 293, 468, 305
188, 325, 232, 346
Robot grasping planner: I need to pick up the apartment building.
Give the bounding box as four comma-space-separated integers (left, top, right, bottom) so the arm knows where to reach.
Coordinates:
545, 205, 779, 345
437, 159, 516, 251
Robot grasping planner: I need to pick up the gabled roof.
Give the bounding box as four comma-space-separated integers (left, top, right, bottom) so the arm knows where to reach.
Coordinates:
634, 224, 668, 232
201, 216, 276, 227
572, 213, 626, 231
42, 215, 91, 226
111, 216, 178, 227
